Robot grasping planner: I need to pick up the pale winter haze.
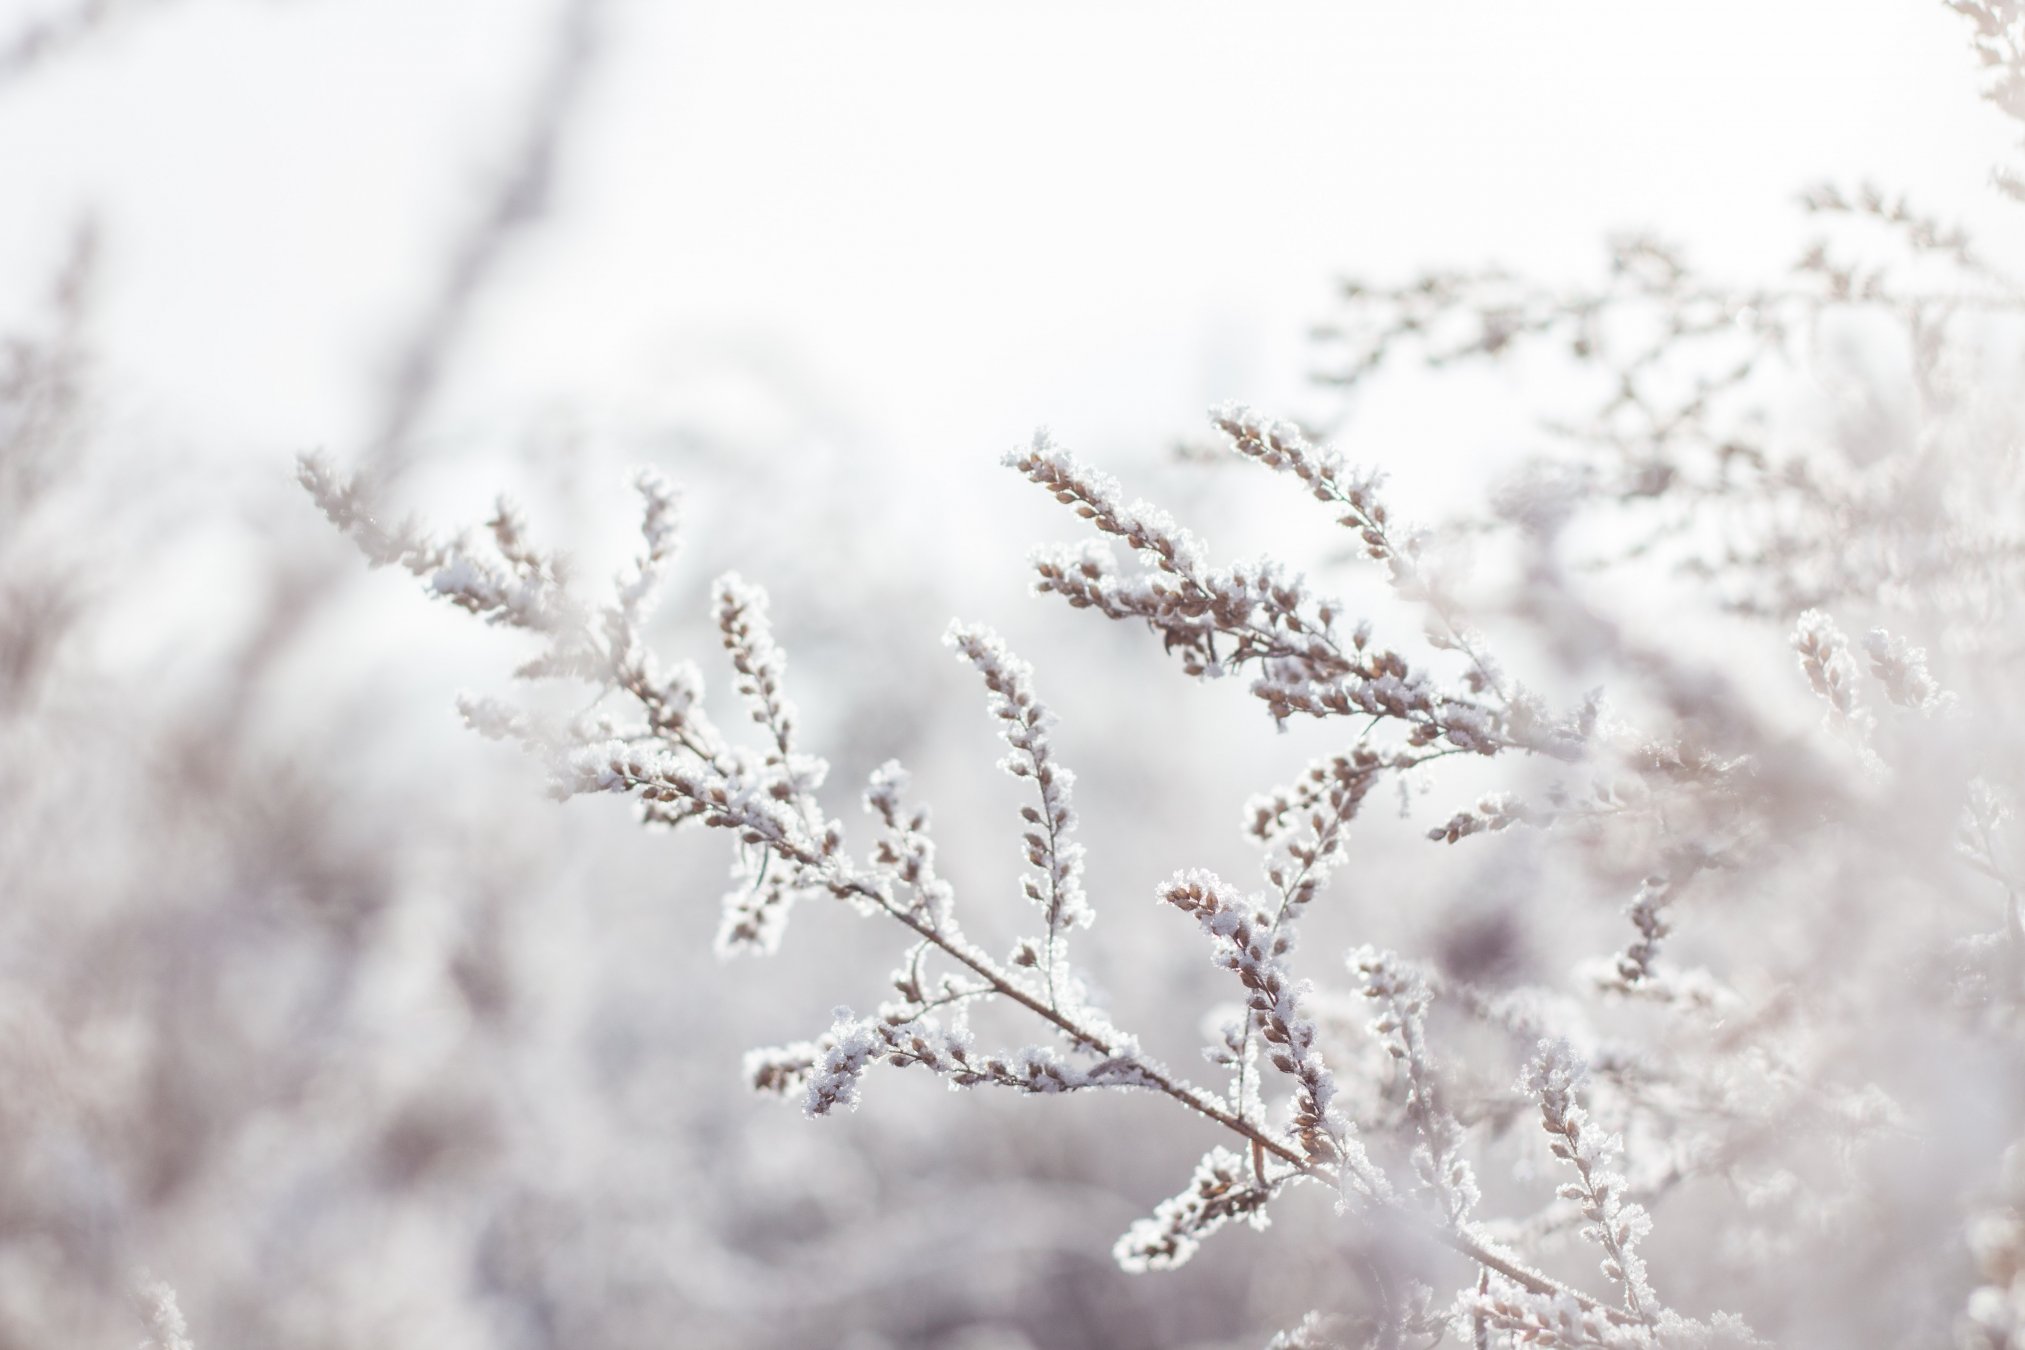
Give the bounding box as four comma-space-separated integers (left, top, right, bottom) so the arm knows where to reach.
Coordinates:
5, 2, 2025, 1348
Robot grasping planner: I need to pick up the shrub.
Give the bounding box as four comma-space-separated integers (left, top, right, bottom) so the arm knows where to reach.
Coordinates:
309, 4, 2025, 1346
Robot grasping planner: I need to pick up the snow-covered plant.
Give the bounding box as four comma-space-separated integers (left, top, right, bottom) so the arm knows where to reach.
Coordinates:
308, 5, 2025, 1346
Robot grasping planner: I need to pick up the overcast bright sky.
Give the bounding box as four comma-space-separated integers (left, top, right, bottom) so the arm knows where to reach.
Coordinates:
1, 0, 2014, 530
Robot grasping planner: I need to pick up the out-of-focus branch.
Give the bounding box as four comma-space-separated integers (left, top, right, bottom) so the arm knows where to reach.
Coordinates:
211, 0, 608, 744
361, 0, 605, 487
0, 0, 183, 91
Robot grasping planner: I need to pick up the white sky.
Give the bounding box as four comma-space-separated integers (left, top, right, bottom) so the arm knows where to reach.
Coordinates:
0, 0, 2014, 532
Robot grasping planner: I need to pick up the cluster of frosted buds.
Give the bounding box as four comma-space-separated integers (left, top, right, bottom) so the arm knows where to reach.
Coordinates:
1006, 432, 1209, 577
1210, 406, 1416, 578
1013, 430, 1508, 752
1353, 946, 1478, 1224
300, 456, 586, 636
1792, 609, 1871, 733
760, 1009, 1157, 1121
1524, 1040, 1657, 1318
1112, 1146, 1270, 1273
1862, 626, 1952, 714
134, 1278, 194, 1350
864, 760, 954, 930
1461, 1285, 1632, 1350
1213, 408, 1387, 528
1161, 869, 1345, 1167
715, 575, 797, 752
945, 622, 1091, 996
1611, 874, 1674, 987
1428, 792, 1531, 844
565, 735, 850, 965
1247, 749, 1384, 910
604, 469, 682, 676
801, 1013, 883, 1117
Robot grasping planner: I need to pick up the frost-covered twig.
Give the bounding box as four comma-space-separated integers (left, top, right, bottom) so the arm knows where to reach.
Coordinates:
1354, 947, 1478, 1227
1525, 1040, 1659, 1320
307, 452, 1637, 1321
1013, 432, 1510, 754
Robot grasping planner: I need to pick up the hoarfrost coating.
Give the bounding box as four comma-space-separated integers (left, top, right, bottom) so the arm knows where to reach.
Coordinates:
12, 0, 2025, 1346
